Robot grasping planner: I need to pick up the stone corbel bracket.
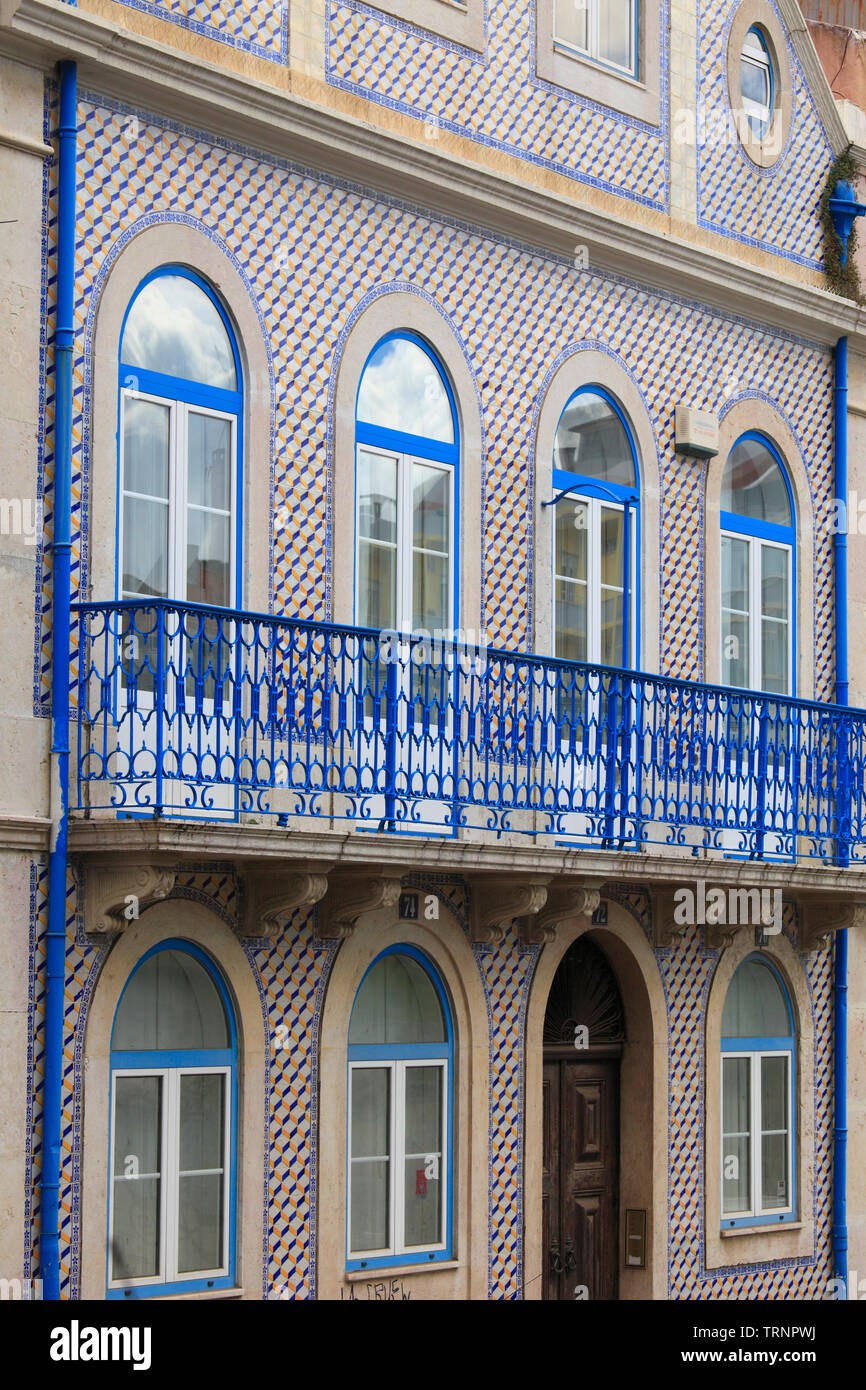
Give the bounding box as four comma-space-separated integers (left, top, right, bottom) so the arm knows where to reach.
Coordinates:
470, 879, 549, 945
649, 885, 691, 950
83, 860, 177, 937
240, 868, 331, 940
316, 873, 403, 941
703, 921, 744, 952
799, 898, 866, 954
520, 880, 604, 946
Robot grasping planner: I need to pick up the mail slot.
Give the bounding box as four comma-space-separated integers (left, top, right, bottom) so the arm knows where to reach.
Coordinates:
625, 1209, 646, 1268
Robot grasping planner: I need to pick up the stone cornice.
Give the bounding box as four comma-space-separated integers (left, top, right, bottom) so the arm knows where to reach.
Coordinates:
0, 815, 51, 851
67, 817, 866, 900
4, 0, 866, 347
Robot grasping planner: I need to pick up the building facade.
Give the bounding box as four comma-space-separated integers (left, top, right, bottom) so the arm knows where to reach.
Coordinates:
2, 0, 866, 1302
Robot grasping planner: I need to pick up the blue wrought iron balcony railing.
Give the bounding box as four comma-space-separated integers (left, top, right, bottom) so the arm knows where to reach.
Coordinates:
70, 598, 866, 864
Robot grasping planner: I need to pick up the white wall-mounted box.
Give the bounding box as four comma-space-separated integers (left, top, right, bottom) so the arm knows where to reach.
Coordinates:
675, 406, 719, 458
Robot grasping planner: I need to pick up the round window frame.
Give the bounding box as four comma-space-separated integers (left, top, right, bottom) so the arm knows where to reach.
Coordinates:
726, 3, 792, 169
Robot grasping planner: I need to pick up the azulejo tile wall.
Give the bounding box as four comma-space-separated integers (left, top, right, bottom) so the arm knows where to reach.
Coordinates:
696, 0, 834, 267
326, 0, 668, 208
35, 91, 835, 718
24, 865, 833, 1298
26, 92, 837, 1298
77, 0, 288, 63
661, 906, 833, 1297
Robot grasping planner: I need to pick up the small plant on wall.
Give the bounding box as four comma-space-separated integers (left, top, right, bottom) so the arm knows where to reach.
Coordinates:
821, 149, 865, 304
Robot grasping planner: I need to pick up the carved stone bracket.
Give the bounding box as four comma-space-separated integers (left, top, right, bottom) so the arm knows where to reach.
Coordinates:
316, 873, 403, 940
470, 879, 549, 945
649, 886, 691, 949
240, 869, 331, 939
703, 920, 745, 952
520, 880, 604, 946
799, 898, 866, 954
83, 860, 177, 936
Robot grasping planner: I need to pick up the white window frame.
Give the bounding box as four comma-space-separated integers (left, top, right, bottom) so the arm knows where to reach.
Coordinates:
554, 492, 637, 668
720, 530, 792, 696
347, 1058, 449, 1260
108, 1065, 232, 1291
119, 388, 238, 607
552, 0, 638, 79
355, 443, 454, 638
720, 1049, 793, 1222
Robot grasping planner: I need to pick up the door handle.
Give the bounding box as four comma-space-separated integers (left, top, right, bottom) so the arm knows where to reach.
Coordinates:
563, 1241, 577, 1273
550, 1245, 564, 1276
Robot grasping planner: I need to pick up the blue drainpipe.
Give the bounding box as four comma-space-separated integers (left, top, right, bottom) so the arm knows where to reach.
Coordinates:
42, 59, 77, 1303
833, 335, 849, 1293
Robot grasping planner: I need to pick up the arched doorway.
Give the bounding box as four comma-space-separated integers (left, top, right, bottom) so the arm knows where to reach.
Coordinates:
542, 935, 625, 1300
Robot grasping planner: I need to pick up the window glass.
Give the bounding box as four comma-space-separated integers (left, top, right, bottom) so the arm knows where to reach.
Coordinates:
111, 1075, 162, 1280
554, 391, 635, 486
403, 1066, 443, 1247
177, 1073, 226, 1273
555, 498, 588, 663
740, 27, 772, 135
722, 438, 791, 527
113, 949, 230, 1052
121, 275, 237, 389
760, 1055, 789, 1208
722, 957, 790, 1037
350, 1067, 391, 1251
721, 1057, 751, 1214
357, 338, 454, 443
598, 0, 633, 69
349, 953, 446, 1045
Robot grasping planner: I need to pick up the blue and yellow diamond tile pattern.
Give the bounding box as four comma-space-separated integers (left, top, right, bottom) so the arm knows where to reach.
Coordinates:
473, 922, 539, 1299
34, 93, 837, 712
660, 906, 833, 1297
24, 863, 836, 1299
86, 0, 287, 63
326, 0, 668, 209
26, 87, 839, 1299
247, 912, 338, 1299
696, 0, 834, 267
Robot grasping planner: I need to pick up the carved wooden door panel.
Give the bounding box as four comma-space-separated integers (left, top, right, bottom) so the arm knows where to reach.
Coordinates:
542, 1057, 619, 1300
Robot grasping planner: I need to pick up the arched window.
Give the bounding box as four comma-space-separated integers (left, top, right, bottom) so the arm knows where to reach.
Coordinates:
720, 434, 794, 695
107, 941, 237, 1296
118, 268, 242, 610
721, 954, 795, 1227
347, 946, 453, 1267
354, 333, 458, 637
552, 387, 638, 667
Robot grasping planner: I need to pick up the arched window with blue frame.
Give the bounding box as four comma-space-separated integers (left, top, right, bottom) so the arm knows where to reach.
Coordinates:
721, 953, 796, 1228
118, 267, 243, 611
107, 940, 238, 1296
551, 386, 639, 668
721, 433, 794, 696
354, 333, 458, 639
347, 945, 454, 1268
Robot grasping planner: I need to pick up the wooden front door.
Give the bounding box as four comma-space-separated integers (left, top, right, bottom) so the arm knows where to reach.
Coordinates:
542, 1055, 619, 1301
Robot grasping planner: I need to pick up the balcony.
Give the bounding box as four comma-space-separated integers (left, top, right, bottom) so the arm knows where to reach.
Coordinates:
70, 598, 866, 866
